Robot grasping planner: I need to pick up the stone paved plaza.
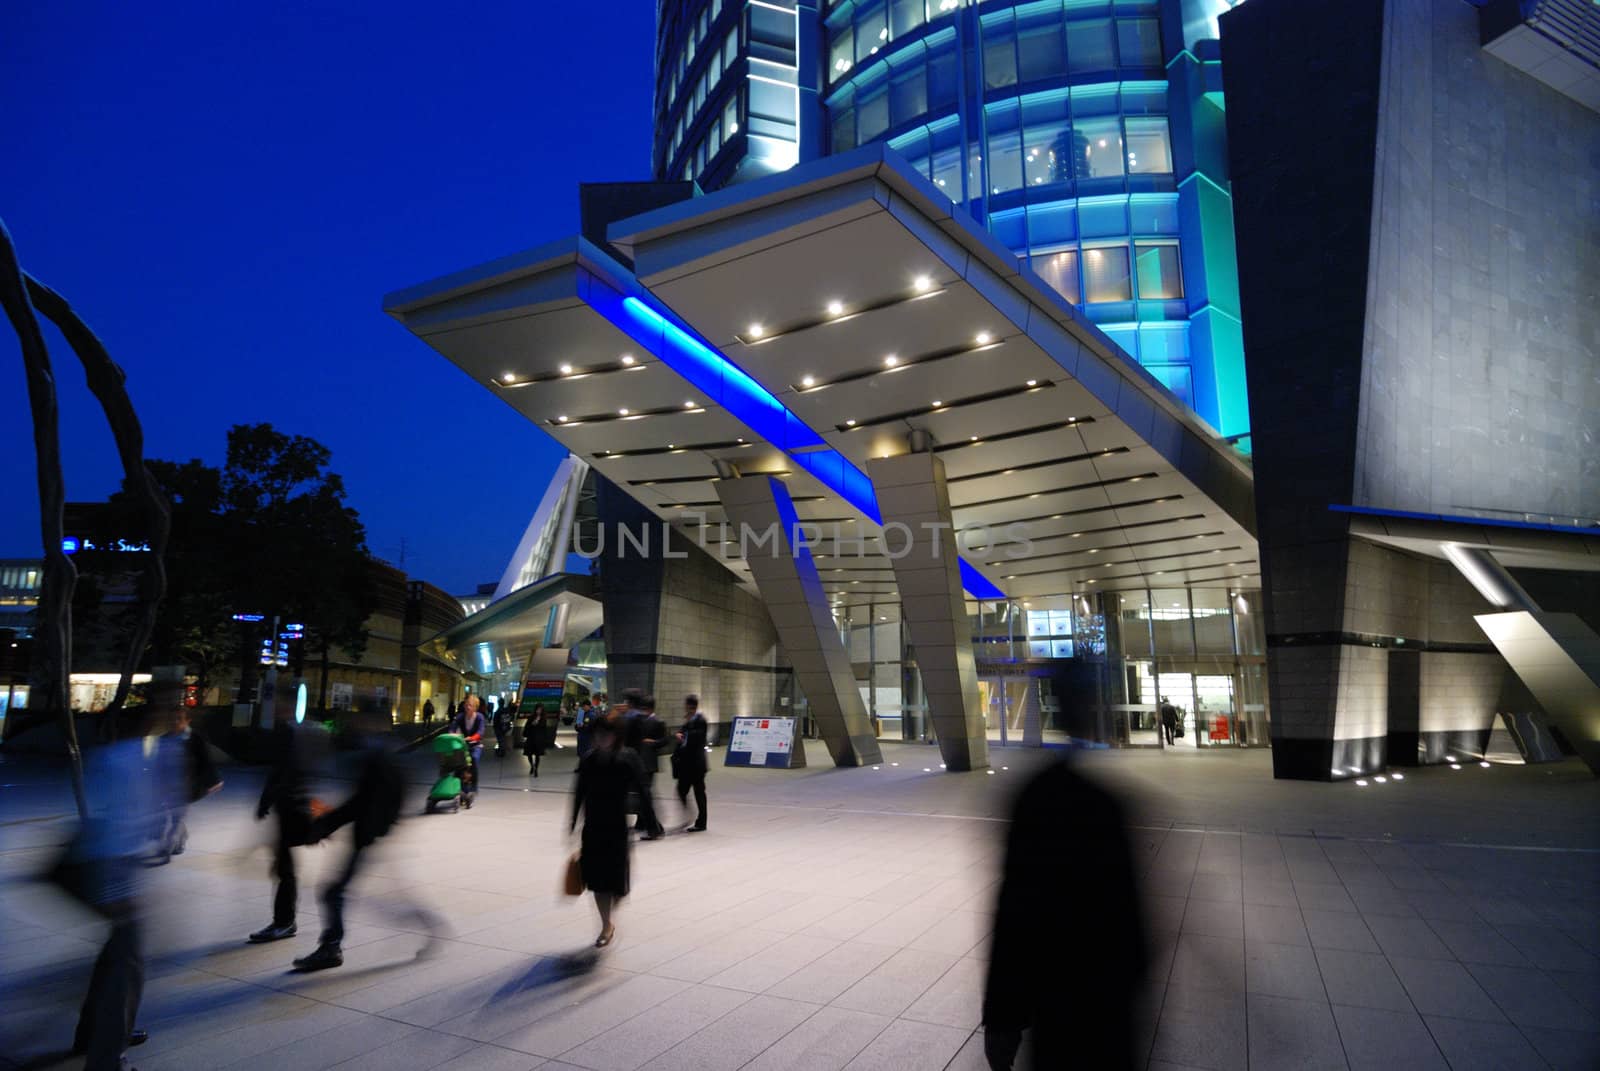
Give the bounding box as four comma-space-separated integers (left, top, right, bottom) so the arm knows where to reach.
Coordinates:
2, 741, 1597, 1070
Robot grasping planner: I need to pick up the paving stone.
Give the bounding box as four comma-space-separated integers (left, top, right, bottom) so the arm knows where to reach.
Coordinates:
1330, 1004, 1447, 1070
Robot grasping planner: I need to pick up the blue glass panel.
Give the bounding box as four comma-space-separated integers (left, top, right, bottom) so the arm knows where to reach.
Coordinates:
1027, 199, 1077, 246
1118, 80, 1167, 116
990, 207, 1027, 248
961, 559, 1007, 600
1077, 195, 1128, 238
1138, 321, 1190, 363
767, 476, 810, 561
1128, 192, 1179, 233
1145, 363, 1193, 405
1099, 322, 1139, 359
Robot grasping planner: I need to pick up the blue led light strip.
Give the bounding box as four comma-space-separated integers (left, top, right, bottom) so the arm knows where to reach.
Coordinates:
587, 290, 1005, 600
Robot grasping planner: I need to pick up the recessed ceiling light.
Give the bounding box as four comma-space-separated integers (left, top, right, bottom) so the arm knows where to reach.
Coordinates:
845, 418, 856, 426
621, 354, 635, 365
826, 300, 844, 316
1026, 379, 1038, 387
976, 331, 993, 345
618, 408, 630, 416
969, 435, 978, 442
556, 415, 568, 422
931, 400, 943, 408
883, 355, 898, 368
801, 375, 815, 387
684, 400, 696, 408
747, 323, 764, 338
502, 372, 516, 383
913, 275, 932, 292
559, 363, 573, 375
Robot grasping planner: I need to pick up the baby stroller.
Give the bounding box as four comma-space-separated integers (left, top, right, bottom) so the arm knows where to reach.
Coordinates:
425, 732, 472, 813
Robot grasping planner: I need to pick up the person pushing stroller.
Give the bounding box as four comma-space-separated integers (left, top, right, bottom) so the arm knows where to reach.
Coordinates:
448, 696, 487, 807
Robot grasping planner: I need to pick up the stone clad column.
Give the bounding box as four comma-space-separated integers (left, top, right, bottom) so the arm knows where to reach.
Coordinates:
715, 475, 883, 767
865, 452, 989, 771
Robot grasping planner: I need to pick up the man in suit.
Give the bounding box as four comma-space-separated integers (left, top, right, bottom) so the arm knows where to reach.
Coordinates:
673, 694, 709, 832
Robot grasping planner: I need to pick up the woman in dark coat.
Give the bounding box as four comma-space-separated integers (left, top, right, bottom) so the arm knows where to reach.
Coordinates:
570, 710, 643, 948
523, 703, 550, 776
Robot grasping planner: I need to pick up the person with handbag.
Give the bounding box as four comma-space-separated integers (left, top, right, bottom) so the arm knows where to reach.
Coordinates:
569, 709, 644, 948
248, 714, 313, 943
673, 694, 708, 833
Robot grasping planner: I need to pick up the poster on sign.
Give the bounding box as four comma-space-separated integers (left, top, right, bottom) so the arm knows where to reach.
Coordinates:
724, 716, 806, 768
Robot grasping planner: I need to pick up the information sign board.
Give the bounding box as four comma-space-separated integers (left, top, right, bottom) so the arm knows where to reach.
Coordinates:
724, 716, 805, 768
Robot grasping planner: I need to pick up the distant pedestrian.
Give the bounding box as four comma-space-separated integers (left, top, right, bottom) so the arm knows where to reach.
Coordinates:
493, 701, 512, 757
292, 704, 408, 972
673, 694, 708, 833
570, 710, 645, 948
153, 706, 223, 864
983, 708, 1147, 1070
449, 695, 487, 807
625, 692, 666, 839
574, 697, 599, 759
1159, 697, 1180, 746
523, 703, 551, 776
249, 715, 313, 944
421, 698, 435, 726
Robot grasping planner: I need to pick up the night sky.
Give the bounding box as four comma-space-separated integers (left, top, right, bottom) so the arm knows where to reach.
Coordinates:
2, 2, 655, 594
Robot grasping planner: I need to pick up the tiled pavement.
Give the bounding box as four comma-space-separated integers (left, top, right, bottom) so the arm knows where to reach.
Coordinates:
1, 742, 1597, 1070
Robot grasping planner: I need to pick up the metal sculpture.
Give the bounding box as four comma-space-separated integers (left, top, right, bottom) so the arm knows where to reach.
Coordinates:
0, 218, 170, 819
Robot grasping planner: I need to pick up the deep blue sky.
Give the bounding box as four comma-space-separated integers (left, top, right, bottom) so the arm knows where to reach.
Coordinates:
2, 2, 655, 593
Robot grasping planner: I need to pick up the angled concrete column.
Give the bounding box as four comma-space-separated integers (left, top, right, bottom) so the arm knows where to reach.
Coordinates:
865, 452, 989, 771
1475, 611, 1600, 777
715, 475, 882, 767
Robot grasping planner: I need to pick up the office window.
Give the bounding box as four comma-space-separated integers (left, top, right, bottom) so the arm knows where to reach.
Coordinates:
857, 84, 890, 142
1124, 116, 1172, 173
856, 0, 888, 62
1117, 17, 1162, 66
927, 37, 959, 110
890, 127, 932, 179
1065, 18, 1115, 72
749, 78, 796, 122
749, 3, 796, 64
1134, 242, 1183, 299
891, 0, 925, 38
832, 105, 857, 152
890, 64, 927, 127
929, 118, 962, 195
982, 14, 1017, 90
1082, 244, 1132, 302
1021, 94, 1071, 186
724, 94, 739, 136
830, 24, 854, 78
708, 117, 722, 158
1016, 7, 1065, 82
986, 102, 1023, 194
724, 27, 738, 69
1073, 115, 1123, 179
1035, 249, 1080, 303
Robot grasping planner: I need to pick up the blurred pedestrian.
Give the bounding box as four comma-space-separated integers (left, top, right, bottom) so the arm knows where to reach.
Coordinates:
1159, 696, 1179, 746
493, 700, 511, 757
624, 692, 665, 839
153, 706, 223, 865
292, 704, 408, 971
523, 702, 551, 776
249, 713, 313, 943
448, 695, 487, 807
982, 708, 1147, 1070
673, 694, 708, 833
570, 710, 644, 948
58, 700, 163, 1070
421, 698, 435, 726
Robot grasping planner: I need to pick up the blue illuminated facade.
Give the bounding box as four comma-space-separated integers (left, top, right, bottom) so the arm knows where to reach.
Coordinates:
653, 0, 1249, 442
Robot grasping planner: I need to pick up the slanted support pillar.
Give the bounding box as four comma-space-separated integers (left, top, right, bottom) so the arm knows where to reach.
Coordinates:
715, 475, 882, 767
865, 451, 989, 771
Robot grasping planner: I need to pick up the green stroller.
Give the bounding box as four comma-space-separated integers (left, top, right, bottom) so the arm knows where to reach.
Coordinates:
425, 732, 471, 813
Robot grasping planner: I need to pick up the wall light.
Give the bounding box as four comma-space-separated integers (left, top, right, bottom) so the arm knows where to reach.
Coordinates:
884, 355, 898, 367
502, 372, 515, 383
976, 332, 993, 345
618, 408, 630, 416
747, 324, 764, 338
556, 415, 568, 422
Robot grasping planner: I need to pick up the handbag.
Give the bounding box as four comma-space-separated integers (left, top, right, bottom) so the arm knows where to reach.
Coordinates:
563, 851, 585, 897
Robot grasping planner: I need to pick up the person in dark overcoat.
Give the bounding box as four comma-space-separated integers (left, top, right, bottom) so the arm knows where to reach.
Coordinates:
570, 709, 644, 948
673, 694, 708, 832
523, 702, 551, 776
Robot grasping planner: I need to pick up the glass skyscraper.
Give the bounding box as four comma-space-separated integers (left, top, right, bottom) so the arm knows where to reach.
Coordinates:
653, 0, 1249, 442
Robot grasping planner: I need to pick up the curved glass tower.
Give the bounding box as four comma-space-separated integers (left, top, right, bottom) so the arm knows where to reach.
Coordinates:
653, 0, 1247, 439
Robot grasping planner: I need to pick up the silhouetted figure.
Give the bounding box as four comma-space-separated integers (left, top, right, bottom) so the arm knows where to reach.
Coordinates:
250, 716, 312, 943
1159, 696, 1180, 746
493, 701, 511, 757
571, 710, 645, 947
574, 697, 599, 759
421, 698, 435, 726
622, 690, 665, 839
524, 703, 550, 776
293, 705, 407, 971
983, 734, 1147, 1069
153, 706, 223, 864
673, 694, 708, 832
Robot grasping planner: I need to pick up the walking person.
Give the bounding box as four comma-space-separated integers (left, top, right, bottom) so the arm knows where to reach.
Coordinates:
624, 692, 666, 839
421, 698, 435, 726
523, 703, 551, 776
249, 714, 313, 943
153, 706, 223, 865
574, 697, 599, 759
570, 710, 645, 948
493, 701, 511, 757
448, 695, 487, 807
673, 694, 708, 833
1159, 697, 1180, 746
292, 704, 407, 972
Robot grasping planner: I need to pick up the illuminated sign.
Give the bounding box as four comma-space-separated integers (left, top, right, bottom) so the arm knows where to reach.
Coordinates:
232, 613, 265, 623
294, 682, 308, 724
61, 537, 151, 554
